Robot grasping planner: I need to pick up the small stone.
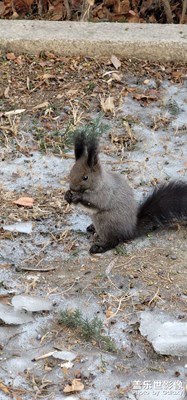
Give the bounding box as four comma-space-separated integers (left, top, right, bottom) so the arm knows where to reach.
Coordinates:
74, 369, 82, 379
63, 106, 71, 113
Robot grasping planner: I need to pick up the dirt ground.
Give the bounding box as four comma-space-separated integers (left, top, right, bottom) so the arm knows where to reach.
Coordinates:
0, 53, 187, 400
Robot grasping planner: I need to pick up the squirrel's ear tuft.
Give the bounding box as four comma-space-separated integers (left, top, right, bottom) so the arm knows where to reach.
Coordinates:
87, 136, 99, 168
74, 132, 86, 160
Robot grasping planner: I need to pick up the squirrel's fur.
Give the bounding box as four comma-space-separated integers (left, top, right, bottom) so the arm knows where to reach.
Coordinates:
65, 133, 187, 254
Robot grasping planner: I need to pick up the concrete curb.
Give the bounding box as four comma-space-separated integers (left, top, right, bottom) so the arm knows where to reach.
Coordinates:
0, 20, 187, 61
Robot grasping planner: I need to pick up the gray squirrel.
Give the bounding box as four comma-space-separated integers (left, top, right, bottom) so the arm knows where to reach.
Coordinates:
65, 132, 187, 254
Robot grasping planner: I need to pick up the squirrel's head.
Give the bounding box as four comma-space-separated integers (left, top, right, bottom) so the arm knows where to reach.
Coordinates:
69, 132, 101, 192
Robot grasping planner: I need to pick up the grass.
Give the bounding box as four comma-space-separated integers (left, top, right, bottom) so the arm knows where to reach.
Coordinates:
113, 244, 127, 255
32, 114, 110, 154
59, 308, 116, 352
167, 98, 181, 116
68, 114, 110, 143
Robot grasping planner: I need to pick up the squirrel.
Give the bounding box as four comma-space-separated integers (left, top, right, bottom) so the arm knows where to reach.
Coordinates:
64, 132, 187, 254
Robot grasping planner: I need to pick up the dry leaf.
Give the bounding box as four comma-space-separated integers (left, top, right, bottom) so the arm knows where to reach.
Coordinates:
13, 197, 34, 207
0, 382, 11, 395
111, 55, 121, 70
4, 86, 9, 98
13, 0, 34, 14
111, 72, 123, 82
0, 109, 25, 117
106, 308, 114, 318
100, 95, 115, 114
66, 89, 78, 96
6, 52, 16, 61
12, 11, 19, 18
42, 73, 55, 80
126, 87, 137, 93
113, 0, 129, 13
26, 76, 30, 90
133, 93, 157, 101
127, 14, 142, 22
0, 2, 6, 14
63, 379, 84, 393
15, 55, 23, 65
32, 101, 49, 110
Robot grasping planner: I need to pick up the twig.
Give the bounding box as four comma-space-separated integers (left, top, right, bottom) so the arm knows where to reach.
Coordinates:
18, 266, 57, 272
106, 275, 123, 292
161, 0, 173, 23
0, 109, 25, 117
60, 278, 80, 295
64, 0, 71, 19
148, 288, 160, 306
105, 259, 116, 275
180, 0, 187, 23
32, 351, 55, 361
106, 297, 123, 320
81, 0, 94, 21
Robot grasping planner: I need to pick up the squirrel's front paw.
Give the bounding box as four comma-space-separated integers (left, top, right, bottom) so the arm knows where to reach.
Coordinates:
64, 190, 73, 204
64, 190, 81, 204
86, 224, 95, 234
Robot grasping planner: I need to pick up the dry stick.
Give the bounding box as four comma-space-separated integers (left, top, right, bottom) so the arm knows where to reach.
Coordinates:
32, 351, 55, 362
81, 0, 94, 21
64, 0, 71, 20
148, 287, 160, 306
161, 0, 173, 23
106, 297, 123, 321
19, 266, 57, 272
180, 0, 187, 23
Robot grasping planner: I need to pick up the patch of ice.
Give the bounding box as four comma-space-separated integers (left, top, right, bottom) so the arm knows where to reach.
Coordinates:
52, 351, 77, 361
12, 295, 52, 312
140, 311, 187, 356
0, 303, 33, 325
3, 221, 33, 234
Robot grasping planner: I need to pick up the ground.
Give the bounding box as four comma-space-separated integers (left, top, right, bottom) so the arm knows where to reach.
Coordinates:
0, 53, 187, 399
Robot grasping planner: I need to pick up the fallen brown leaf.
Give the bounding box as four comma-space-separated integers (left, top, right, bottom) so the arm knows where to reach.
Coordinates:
106, 308, 114, 318
111, 55, 121, 70
63, 379, 84, 393
13, 0, 34, 14
4, 86, 9, 98
12, 11, 19, 18
0, 382, 11, 395
126, 87, 137, 93
13, 197, 34, 207
6, 52, 16, 61
42, 73, 56, 80
111, 72, 123, 82
32, 101, 49, 111
66, 89, 79, 96
0, 1, 6, 14
100, 95, 115, 114
133, 93, 158, 101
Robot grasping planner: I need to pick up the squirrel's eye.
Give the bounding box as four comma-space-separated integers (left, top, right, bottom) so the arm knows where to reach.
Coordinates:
82, 175, 88, 181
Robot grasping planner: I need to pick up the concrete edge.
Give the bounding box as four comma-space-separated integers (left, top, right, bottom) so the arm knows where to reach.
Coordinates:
0, 20, 187, 62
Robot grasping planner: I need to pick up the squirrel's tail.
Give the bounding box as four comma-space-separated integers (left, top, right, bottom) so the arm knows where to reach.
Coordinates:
136, 181, 187, 236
